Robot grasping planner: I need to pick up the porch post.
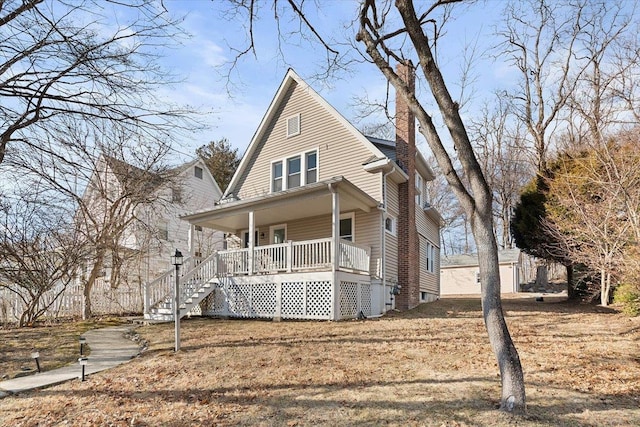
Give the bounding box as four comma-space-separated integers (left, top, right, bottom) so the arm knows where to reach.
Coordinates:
187, 224, 195, 257
330, 184, 340, 320
248, 211, 255, 275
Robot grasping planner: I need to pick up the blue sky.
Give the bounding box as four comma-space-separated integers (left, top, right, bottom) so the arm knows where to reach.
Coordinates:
153, 1, 509, 161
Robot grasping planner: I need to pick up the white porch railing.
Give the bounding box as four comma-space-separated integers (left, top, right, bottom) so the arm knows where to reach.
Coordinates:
339, 239, 371, 272
144, 256, 199, 315
144, 238, 371, 319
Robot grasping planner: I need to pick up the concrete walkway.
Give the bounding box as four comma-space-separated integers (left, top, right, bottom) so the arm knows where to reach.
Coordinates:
0, 325, 141, 398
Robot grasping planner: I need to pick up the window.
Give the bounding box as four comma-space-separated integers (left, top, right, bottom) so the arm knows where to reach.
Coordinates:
287, 114, 301, 137
306, 151, 317, 184
287, 155, 301, 189
171, 187, 182, 203
270, 149, 319, 192
270, 224, 287, 244
425, 241, 435, 273
157, 222, 168, 241
242, 230, 259, 248
194, 166, 203, 179
340, 213, 354, 241
415, 172, 424, 207
272, 161, 283, 192
384, 215, 396, 235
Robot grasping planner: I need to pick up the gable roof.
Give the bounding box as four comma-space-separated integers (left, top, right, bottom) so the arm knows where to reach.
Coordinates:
223, 69, 388, 198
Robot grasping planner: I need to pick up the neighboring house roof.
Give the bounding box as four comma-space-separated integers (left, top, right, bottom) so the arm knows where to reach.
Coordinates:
441, 248, 521, 268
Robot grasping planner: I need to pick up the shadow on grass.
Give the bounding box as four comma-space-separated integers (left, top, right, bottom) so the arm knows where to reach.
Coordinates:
9, 375, 640, 427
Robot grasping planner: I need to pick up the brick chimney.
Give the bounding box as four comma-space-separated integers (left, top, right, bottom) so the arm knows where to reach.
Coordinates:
395, 61, 420, 311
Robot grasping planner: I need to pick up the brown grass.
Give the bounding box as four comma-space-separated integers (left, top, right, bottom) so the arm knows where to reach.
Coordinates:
0, 317, 128, 380
1, 295, 639, 426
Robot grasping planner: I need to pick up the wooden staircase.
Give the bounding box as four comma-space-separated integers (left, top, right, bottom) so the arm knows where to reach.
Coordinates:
144, 253, 220, 322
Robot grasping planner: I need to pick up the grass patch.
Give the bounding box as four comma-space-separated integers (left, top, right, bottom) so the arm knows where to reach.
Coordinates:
0, 317, 128, 380
1, 296, 639, 426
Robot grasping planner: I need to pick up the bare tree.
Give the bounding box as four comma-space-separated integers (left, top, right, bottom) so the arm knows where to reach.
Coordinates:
14, 117, 180, 319
469, 98, 533, 249
496, 0, 588, 172
0, 194, 84, 326
0, 0, 197, 168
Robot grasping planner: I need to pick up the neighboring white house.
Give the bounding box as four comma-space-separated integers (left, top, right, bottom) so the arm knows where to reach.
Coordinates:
439, 249, 523, 295
69, 156, 224, 316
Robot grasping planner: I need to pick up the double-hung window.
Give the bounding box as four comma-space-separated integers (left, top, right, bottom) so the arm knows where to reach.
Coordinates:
272, 161, 283, 192
306, 151, 317, 184
425, 242, 435, 273
271, 149, 318, 192
287, 156, 301, 189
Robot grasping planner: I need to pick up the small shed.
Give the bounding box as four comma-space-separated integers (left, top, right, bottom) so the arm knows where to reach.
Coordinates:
440, 249, 522, 295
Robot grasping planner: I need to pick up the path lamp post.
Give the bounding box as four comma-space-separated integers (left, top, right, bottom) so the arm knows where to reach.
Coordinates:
78, 357, 88, 381
79, 336, 86, 356
172, 249, 183, 352
31, 351, 41, 373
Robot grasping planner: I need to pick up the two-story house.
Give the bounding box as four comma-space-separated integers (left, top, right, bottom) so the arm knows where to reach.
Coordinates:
144, 67, 441, 321
73, 155, 223, 316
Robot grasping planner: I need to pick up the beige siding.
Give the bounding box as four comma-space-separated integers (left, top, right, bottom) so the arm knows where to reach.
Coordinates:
232, 208, 382, 277
415, 207, 439, 244
419, 235, 439, 295
384, 179, 399, 282
354, 210, 381, 277
234, 82, 381, 201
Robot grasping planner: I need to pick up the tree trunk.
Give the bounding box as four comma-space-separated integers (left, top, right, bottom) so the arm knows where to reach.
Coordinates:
566, 264, 575, 299
601, 269, 611, 306
475, 216, 527, 413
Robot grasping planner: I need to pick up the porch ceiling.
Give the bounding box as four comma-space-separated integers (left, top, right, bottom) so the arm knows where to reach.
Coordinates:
182, 176, 379, 232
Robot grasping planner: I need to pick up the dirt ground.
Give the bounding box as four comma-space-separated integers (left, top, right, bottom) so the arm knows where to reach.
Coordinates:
1, 295, 639, 426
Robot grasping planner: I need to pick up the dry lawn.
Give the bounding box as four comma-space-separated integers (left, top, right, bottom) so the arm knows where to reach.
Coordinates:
1, 296, 639, 426
1, 317, 128, 380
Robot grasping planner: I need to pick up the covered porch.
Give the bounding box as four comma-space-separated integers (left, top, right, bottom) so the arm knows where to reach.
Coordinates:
183, 176, 379, 277
174, 177, 387, 320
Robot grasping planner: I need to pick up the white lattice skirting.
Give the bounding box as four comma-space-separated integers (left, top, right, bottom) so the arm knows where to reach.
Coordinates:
200, 272, 380, 320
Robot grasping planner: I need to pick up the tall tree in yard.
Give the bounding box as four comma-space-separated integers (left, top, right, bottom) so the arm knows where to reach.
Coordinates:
196, 138, 241, 191
221, 0, 527, 414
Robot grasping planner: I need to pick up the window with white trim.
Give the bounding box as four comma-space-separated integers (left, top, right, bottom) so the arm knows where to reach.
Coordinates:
425, 241, 435, 273
286, 114, 301, 137
195, 166, 203, 179
272, 161, 283, 192
415, 172, 424, 207
306, 151, 317, 184
270, 149, 319, 192
340, 213, 355, 241
287, 156, 301, 188
384, 215, 396, 236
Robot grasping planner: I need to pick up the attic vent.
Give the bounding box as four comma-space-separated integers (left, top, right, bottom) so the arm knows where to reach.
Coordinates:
286, 114, 301, 137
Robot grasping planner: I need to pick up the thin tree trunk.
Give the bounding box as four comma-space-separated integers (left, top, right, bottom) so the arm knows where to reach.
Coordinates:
475, 212, 527, 413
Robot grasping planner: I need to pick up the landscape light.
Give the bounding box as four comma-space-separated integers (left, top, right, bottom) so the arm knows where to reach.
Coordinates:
79, 336, 86, 356
31, 351, 41, 373
78, 357, 88, 381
